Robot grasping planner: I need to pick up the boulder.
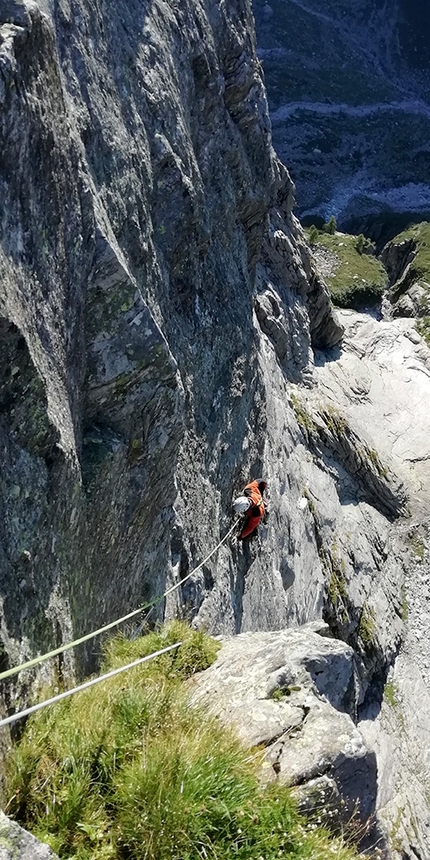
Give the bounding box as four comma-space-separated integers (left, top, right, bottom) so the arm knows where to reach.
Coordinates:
0, 812, 58, 859
190, 627, 377, 823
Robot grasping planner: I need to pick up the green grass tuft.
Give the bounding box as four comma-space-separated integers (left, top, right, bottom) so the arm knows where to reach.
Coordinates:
358, 604, 377, 649
407, 530, 425, 561
291, 392, 317, 439
384, 681, 399, 709
416, 316, 430, 346
4, 623, 362, 860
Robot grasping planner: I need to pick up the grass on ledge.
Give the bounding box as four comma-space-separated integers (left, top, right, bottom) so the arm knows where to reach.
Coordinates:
306, 229, 388, 308
389, 222, 430, 326
391, 221, 430, 286
4, 621, 362, 860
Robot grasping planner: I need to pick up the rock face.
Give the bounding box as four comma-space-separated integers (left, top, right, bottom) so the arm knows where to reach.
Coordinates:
381, 234, 427, 317
0, 0, 341, 684
1, 0, 430, 858
0, 811, 58, 859
190, 626, 383, 850
310, 309, 430, 860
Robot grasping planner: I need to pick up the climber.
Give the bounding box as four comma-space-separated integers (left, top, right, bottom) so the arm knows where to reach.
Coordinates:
232, 479, 267, 540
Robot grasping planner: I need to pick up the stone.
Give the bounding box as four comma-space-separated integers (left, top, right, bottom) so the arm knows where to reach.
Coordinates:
0, 0, 430, 856
0, 812, 58, 859
0, 0, 341, 684
190, 628, 379, 826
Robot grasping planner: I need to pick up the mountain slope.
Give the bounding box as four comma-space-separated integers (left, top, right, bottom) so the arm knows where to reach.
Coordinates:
253, 0, 430, 228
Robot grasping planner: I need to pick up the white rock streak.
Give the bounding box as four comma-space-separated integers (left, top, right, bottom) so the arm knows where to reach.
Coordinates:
314, 310, 430, 513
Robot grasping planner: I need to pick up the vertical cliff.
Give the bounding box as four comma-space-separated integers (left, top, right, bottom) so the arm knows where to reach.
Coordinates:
0, 0, 341, 680
3, 1, 430, 857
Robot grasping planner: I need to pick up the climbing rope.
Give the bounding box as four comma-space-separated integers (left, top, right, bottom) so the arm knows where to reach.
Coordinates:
0, 641, 182, 729
0, 518, 239, 683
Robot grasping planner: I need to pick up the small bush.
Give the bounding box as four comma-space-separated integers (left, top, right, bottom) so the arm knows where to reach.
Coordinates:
309, 224, 319, 245
355, 234, 365, 254
323, 215, 337, 235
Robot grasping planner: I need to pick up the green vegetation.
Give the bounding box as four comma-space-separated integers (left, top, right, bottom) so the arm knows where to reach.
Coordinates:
323, 216, 337, 235
388, 222, 430, 342
4, 622, 361, 860
305, 228, 387, 309
384, 680, 400, 709
363, 445, 388, 480
291, 392, 316, 440
416, 316, 430, 346
326, 539, 348, 622
407, 529, 426, 560
271, 685, 302, 701
355, 234, 365, 255
328, 564, 347, 611
309, 224, 319, 245
389, 804, 406, 854
400, 584, 409, 622
321, 404, 348, 438
354, 234, 375, 255
391, 222, 430, 296
358, 604, 376, 649
383, 680, 405, 733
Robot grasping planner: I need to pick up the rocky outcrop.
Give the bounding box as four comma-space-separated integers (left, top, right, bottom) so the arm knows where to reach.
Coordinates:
310, 309, 430, 859
190, 626, 384, 851
0, 0, 342, 687
380, 236, 428, 317
0, 811, 58, 859
381, 239, 417, 287
1, 0, 430, 858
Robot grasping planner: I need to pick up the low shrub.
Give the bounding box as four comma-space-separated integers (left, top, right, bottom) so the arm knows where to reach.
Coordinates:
323, 215, 337, 235
309, 224, 319, 245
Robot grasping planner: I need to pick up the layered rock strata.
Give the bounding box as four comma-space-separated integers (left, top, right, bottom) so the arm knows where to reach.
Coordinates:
1, 0, 430, 857
0, 0, 339, 683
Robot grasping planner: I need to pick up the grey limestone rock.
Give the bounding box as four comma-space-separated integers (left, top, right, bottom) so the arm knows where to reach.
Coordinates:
0, 0, 342, 684
0, 0, 429, 856
381, 236, 429, 319
0, 811, 58, 859
190, 628, 379, 829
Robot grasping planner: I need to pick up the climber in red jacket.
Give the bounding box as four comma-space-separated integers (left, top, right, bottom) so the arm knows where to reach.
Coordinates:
233, 479, 267, 540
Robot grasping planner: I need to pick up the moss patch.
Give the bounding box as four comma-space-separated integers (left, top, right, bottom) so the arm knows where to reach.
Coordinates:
408, 529, 426, 560
358, 603, 377, 649
384, 680, 400, 709
416, 316, 430, 346
291, 392, 317, 439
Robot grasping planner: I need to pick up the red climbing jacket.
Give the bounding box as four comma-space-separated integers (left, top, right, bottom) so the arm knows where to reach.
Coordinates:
240, 479, 266, 539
